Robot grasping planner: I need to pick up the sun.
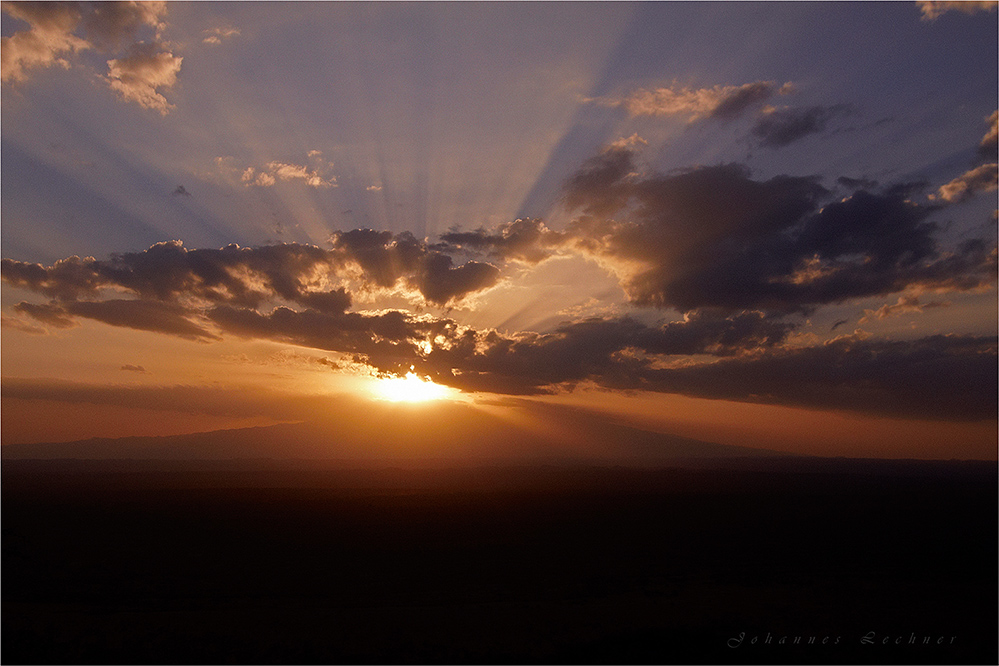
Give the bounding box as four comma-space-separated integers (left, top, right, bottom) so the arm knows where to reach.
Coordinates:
374, 371, 454, 403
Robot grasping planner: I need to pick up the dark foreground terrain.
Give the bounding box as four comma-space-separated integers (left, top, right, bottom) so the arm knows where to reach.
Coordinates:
3, 458, 996, 664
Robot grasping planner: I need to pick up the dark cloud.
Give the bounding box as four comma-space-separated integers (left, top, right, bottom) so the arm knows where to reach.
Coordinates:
2, 241, 353, 312
206, 305, 437, 373
66, 299, 219, 340
417, 311, 797, 396
330, 230, 501, 305
411, 253, 500, 306
2, 254, 106, 301
627, 334, 997, 421
12, 301, 78, 329
120, 364, 147, 373
172, 184, 191, 197
410, 318, 997, 421
79, 1, 165, 50
751, 105, 851, 148
14, 299, 219, 341
559, 149, 996, 313
710, 81, 781, 120
421, 325, 997, 421
836, 176, 879, 191
439, 218, 562, 264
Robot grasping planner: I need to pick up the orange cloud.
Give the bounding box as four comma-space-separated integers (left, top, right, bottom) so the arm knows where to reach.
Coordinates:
202, 26, 240, 45
591, 80, 787, 122
231, 152, 338, 189
106, 42, 182, 114
932, 163, 998, 203
1, 0, 168, 86
917, 0, 997, 20
0, 2, 89, 83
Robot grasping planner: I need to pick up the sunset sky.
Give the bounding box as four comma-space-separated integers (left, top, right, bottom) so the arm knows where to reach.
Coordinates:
2, 1, 996, 459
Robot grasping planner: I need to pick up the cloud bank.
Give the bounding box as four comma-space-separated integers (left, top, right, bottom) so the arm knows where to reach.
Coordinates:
3, 137, 996, 420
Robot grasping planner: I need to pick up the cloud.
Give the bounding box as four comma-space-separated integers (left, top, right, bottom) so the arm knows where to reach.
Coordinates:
1, 241, 353, 312
858, 295, 950, 323
14, 299, 219, 341
3, 134, 997, 421
607, 133, 648, 150
410, 254, 502, 306
1, 1, 169, 92
172, 184, 191, 197
439, 218, 565, 264
12, 301, 79, 329
917, 1, 997, 20
751, 104, 851, 148
206, 305, 434, 371
592, 80, 786, 122
4, 234, 995, 420
331, 230, 501, 306
1, 315, 48, 335
979, 110, 997, 159
120, 364, 148, 373
106, 41, 182, 114
202, 26, 240, 45
2, 235, 502, 315
81, 1, 167, 49
559, 148, 996, 312
626, 333, 997, 420
413, 317, 995, 421
232, 153, 337, 189
931, 163, 998, 202
267, 161, 335, 188
1, 1, 89, 83
408, 310, 795, 397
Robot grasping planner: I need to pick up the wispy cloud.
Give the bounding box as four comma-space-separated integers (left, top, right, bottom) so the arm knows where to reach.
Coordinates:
202, 26, 240, 45
917, 0, 997, 21
858, 295, 950, 323
751, 104, 852, 148
589, 80, 789, 122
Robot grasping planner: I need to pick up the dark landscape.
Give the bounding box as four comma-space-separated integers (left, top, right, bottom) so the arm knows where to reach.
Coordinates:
3, 453, 996, 665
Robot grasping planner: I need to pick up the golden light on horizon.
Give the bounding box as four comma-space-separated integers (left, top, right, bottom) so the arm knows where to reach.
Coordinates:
373, 371, 454, 403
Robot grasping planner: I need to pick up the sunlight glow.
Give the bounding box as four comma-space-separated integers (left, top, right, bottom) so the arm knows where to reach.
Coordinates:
374, 371, 454, 402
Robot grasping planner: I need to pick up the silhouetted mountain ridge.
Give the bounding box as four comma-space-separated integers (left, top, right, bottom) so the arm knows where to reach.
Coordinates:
1, 398, 788, 465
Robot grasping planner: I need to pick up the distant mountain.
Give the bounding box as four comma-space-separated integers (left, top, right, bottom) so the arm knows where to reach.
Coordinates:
1, 397, 788, 466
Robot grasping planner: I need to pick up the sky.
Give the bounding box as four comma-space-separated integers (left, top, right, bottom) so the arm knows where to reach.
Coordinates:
1, 1, 997, 460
